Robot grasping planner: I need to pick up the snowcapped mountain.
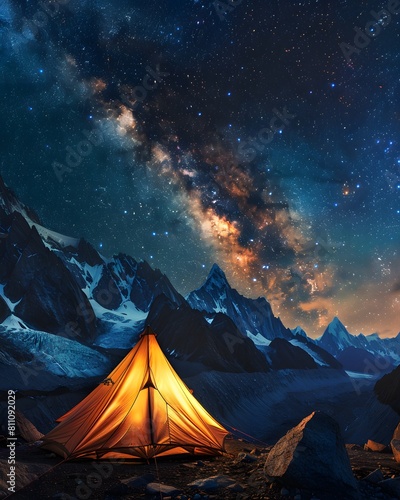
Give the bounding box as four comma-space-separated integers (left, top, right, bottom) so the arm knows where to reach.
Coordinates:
0, 175, 185, 349
185, 264, 343, 369
0, 175, 280, 391
2, 171, 396, 392
291, 326, 308, 338
186, 263, 293, 344
317, 317, 356, 354
317, 317, 400, 371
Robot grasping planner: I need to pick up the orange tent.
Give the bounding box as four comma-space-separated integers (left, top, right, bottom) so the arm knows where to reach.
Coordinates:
41, 326, 228, 460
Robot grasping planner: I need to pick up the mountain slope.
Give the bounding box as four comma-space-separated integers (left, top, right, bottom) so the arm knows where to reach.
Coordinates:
146, 294, 270, 373
375, 365, 400, 415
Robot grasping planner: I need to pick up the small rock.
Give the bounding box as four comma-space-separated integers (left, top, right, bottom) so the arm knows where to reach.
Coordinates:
346, 444, 362, 451
182, 463, 196, 468
393, 423, 400, 440
362, 468, 385, 484
250, 447, 261, 455
146, 482, 182, 497
294, 495, 301, 500
192, 495, 201, 500
280, 487, 289, 496
226, 482, 245, 492
122, 473, 155, 489
365, 440, 389, 453
196, 460, 205, 466
188, 475, 236, 490
237, 452, 258, 463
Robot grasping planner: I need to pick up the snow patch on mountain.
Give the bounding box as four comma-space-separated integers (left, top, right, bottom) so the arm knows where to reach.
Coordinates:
93, 300, 147, 348
0, 284, 21, 312
289, 339, 328, 366
246, 331, 271, 347
32, 223, 80, 249
291, 326, 308, 338
0, 325, 109, 378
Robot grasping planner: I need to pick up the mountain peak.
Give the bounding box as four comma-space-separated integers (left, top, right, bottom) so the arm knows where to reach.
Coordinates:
366, 332, 380, 342
206, 263, 229, 287
292, 326, 308, 338
317, 316, 353, 349
331, 316, 344, 327
0, 175, 41, 224
325, 317, 349, 335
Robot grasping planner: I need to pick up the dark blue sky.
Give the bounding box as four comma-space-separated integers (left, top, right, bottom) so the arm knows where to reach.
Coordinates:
0, 0, 399, 336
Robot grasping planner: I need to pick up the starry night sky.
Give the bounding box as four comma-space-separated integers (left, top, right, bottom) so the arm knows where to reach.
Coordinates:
0, 0, 399, 337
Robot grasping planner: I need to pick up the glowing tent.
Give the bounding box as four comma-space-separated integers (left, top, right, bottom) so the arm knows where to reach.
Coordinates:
41, 326, 228, 459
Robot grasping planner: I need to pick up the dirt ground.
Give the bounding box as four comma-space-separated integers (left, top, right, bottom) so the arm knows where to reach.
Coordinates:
1, 438, 400, 500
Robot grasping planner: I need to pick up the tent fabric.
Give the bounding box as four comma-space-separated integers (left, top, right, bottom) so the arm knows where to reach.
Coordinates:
41, 326, 228, 460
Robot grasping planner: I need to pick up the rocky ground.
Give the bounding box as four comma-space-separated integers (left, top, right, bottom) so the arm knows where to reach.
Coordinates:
1, 437, 400, 500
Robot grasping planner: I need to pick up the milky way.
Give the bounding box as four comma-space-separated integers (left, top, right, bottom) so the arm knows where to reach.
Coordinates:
0, 0, 399, 336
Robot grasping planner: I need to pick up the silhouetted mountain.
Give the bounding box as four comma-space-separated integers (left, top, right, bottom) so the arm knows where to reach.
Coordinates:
266, 338, 319, 370
146, 294, 270, 373
375, 365, 400, 416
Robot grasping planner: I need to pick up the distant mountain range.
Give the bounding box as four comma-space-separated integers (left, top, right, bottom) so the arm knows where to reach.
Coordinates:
316, 317, 400, 373
0, 174, 398, 391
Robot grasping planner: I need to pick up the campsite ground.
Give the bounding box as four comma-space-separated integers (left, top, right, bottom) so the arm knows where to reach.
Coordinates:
1, 438, 400, 499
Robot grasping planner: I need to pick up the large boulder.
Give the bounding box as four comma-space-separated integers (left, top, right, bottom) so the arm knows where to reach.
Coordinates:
15, 410, 43, 442
391, 439, 400, 463
264, 411, 358, 498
